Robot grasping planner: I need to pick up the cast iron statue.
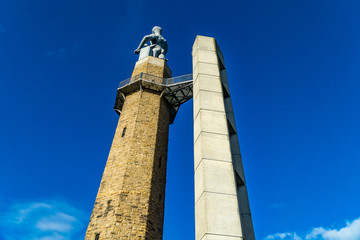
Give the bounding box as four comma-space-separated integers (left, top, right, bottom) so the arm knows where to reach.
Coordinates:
134, 26, 168, 60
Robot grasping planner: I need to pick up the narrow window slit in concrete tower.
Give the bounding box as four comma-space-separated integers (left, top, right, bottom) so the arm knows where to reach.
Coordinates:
159, 157, 162, 168
218, 56, 226, 70
221, 82, 230, 98
121, 127, 126, 137
235, 171, 244, 189
227, 120, 236, 135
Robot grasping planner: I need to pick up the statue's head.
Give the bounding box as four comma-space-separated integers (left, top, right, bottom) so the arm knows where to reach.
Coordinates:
152, 26, 162, 35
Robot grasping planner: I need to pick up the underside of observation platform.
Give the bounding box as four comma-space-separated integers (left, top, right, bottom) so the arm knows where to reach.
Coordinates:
114, 73, 193, 124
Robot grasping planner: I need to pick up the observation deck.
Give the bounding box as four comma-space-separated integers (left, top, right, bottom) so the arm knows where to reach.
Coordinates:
114, 73, 193, 124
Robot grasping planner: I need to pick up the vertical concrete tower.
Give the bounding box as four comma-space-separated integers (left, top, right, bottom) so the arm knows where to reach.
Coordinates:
193, 36, 255, 240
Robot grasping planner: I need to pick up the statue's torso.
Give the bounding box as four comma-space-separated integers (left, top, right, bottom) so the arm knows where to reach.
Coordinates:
150, 34, 167, 49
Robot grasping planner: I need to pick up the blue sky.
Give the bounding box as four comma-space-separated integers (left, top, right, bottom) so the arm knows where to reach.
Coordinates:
0, 0, 360, 239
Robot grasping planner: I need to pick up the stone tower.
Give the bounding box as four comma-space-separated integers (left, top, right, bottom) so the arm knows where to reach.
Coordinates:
85, 56, 171, 240
85, 27, 193, 240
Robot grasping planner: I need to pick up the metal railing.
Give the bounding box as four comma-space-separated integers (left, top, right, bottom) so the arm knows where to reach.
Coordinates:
118, 73, 192, 89
165, 73, 193, 85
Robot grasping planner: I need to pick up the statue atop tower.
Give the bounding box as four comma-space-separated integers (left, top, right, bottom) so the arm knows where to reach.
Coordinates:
134, 26, 168, 60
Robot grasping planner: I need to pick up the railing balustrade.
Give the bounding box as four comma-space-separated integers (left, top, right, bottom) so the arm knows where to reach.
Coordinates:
118, 73, 193, 89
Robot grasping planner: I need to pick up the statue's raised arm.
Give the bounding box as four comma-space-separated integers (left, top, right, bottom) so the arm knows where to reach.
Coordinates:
134, 26, 168, 60
134, 35, 153, 54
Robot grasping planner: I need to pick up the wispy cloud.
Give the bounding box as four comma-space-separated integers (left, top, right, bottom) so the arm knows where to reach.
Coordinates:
15, 202, 52, 223
36, 212, 77, 232
0, 200, 86, 240
266, 232, 301, 240
265, 217, 360, 240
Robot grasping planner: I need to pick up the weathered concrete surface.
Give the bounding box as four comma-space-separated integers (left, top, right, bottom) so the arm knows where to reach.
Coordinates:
216, 44, 255, 239
193, 35, 255, 240
85, 56, 171, 240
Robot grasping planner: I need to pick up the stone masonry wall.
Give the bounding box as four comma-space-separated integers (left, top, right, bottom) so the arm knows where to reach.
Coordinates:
132, 57, 172, 80
85, 56, 171, 240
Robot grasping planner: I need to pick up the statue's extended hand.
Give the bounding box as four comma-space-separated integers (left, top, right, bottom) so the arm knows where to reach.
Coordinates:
134, 49, 140, 54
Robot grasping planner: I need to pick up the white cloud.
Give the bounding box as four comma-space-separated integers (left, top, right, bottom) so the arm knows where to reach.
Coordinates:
265, 217, 360, 240
306, 218, 360, 240
266, 232, 301, 240
0, 200, 86, 240
36, 212, 77, 232
36, 232, 66, 240
15, 202, 52, 223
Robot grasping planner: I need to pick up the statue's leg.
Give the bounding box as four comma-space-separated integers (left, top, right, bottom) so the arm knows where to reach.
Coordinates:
152, 46, 161, 58
158, 49, 165, 59
152, 50, 157, 57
